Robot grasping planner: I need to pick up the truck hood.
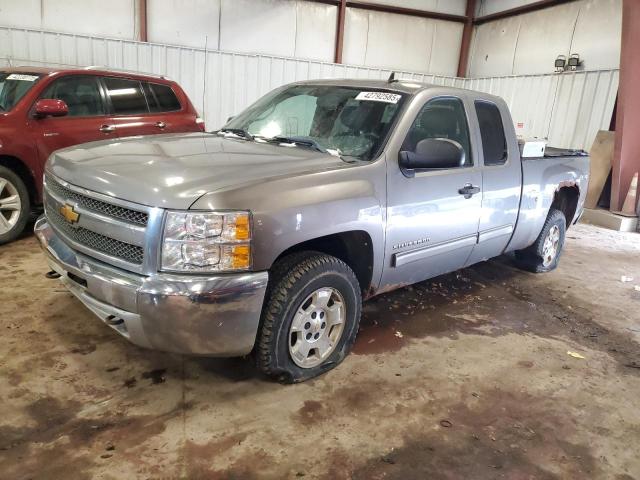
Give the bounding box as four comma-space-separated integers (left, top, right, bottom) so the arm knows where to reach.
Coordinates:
47, 133, 357, 209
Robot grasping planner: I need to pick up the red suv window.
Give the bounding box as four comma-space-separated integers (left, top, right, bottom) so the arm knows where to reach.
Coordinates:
146, 82, 181, 112
103, 77, 148, 115
40, 75, 105, 117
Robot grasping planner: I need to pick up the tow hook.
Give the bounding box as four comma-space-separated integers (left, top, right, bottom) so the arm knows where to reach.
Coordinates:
45, 270, 61, 279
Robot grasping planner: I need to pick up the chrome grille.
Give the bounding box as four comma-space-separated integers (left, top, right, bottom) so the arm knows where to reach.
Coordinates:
47, 206, 144, 265
46, 176, 148, 226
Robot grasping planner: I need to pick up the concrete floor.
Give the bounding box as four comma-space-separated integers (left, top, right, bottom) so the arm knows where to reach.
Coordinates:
1, 223, 639, 480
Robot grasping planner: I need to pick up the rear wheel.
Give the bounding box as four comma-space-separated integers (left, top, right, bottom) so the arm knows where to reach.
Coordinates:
256, 252, 361, 383
515, 208, 566, 273
0, 166, 30, 245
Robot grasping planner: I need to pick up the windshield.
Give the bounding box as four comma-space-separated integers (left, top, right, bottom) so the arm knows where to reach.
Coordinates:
225, 85, 406, 161
0, 72, 42, 111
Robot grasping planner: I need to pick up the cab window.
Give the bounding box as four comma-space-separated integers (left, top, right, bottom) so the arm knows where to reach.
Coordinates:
40, 75, 105, 117
402, 97, 472, 167
475, 100, 508, 166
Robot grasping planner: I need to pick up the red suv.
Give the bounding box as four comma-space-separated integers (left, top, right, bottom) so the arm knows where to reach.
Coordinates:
0, 66, 205, 243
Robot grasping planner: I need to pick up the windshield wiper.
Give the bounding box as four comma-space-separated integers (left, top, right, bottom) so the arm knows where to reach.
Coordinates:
216, 128, 254, 140
265, 135, 328, 154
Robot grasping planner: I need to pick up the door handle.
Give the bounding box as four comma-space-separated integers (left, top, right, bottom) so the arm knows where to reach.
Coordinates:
155, 121, 166, 129
100, 124, 116, 133
458, 184, 481, 199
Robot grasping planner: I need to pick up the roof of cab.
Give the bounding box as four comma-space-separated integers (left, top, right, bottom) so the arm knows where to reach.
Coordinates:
292, 78, 428, 94
291, 78, 504, 103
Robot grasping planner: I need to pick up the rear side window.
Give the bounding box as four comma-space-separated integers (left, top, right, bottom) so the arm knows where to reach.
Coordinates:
146, 82, 181, 112
475, 101, 507, 166
103, 77, 148, 115
40, 75, 105, 117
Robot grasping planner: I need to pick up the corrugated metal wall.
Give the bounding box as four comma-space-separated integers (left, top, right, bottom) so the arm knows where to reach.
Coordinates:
0, 26, 617, 151
466, 69, 619, 150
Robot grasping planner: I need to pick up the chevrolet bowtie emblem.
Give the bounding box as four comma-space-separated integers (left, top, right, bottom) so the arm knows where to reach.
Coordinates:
60, 204, 80, 224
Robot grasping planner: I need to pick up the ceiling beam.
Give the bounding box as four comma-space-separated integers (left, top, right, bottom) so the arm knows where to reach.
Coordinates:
346, 1, 467, 22
304, 0, 468, 23
474, 0, 576, 25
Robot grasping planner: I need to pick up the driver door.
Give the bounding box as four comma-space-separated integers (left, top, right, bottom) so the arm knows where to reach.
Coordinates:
380, 96, 482, 289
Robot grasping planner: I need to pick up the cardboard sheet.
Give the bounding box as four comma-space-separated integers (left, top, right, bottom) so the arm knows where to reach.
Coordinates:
585, 130, 615, 209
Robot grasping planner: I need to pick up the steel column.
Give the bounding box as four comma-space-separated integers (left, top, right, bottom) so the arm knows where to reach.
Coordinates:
138, 0, 147, 42
611, 0, 640, 213
457, 0, 476, 77
334, 0, 347, 63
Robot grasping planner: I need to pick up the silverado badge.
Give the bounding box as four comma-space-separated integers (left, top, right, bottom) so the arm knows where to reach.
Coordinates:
60, 204, 79, 224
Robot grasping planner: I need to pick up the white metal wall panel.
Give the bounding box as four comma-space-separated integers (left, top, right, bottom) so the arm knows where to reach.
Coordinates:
469, 0, 622, 77
294, 1, 338, 62
219, 0, 297, 57
147, 0, 221, 49
0, 26, 617, 152
510, 2, 581, 76
342, 8, 369, 66
430, 21, 464, 75
0, 0, 43, 29
42, 0, 137, 39
342, 8, 464, 75
570, 0, 623, 71
468, 16, 520, 77
0, 0, 137, 38
365, 10, 436, 72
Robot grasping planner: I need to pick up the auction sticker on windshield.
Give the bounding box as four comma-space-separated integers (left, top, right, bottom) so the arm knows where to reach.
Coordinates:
355, 91, 402, 103
7, 74, 39, 81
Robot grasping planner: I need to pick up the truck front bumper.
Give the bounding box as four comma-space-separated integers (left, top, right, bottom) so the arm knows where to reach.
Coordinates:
34, 216, 269, 356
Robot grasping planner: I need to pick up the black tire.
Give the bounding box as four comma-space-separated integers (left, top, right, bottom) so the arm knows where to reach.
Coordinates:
515, 208, 566, 273
256, 251, 362, 383
0, 166, 31, 245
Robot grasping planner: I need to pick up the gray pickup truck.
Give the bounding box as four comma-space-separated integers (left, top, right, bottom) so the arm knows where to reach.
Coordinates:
35, 79, 589, 382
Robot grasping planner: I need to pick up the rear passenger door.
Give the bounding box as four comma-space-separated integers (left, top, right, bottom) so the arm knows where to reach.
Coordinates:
102, 77, 167, 138
464, 99, 522, 266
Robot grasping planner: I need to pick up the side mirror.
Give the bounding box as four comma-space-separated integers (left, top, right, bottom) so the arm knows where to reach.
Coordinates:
34, 99, 68, 118
399, 138, 465, 173
227, 115, 235, 123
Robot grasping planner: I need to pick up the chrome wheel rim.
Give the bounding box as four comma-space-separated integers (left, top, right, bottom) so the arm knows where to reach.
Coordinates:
542, 224, 561, 267
289, 287, 346, 369
0, 177, 22, 235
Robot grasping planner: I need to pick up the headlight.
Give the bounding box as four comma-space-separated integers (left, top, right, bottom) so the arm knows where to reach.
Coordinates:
161, 211, 251, 272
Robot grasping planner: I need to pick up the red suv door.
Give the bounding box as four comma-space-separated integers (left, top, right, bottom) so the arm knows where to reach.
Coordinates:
30, 75, 116, 162
101, 76, 200, 137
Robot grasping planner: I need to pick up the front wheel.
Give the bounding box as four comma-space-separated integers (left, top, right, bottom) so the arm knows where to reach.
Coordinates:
0, 166, 31, 245
515, 208, 566, 273
256, 252, 362, 383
